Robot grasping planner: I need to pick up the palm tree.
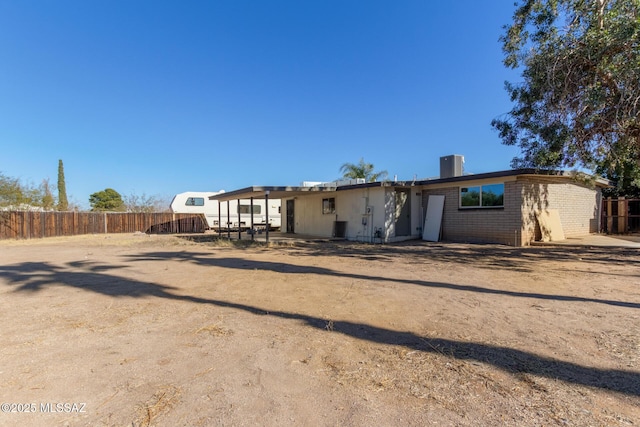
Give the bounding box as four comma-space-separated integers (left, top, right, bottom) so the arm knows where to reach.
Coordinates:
340, 158, 388, 183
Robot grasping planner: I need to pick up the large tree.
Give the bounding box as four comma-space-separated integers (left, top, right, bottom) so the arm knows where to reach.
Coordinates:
89, 188, 126, 212
123, 192, 170, 213
0, 172, 24, 207
492, 0, 640, 194
0, 172, 55, 209
340, 158, 388, 182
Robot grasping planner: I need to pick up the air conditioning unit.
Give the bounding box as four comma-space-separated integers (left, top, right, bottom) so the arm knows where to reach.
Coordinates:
440, 155, 464, 178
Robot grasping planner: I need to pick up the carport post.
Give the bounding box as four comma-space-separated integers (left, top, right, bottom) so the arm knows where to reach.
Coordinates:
265, 191, 270, 243
237, 199, 241, 240
218, 201, 222, 235
226, 200, 231, 240
250, 197, 255, 241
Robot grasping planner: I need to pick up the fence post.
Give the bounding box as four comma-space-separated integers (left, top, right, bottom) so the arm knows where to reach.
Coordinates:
618, 197, 627, 233
606, 197, 613, 234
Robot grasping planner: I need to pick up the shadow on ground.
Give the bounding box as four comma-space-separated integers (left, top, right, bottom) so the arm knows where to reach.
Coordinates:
177, 235, 640, 273
1, 257, 639, 397
125, 251, 640, 310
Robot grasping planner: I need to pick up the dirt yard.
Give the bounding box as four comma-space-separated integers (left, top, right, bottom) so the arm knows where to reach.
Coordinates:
0, 233, 638, 426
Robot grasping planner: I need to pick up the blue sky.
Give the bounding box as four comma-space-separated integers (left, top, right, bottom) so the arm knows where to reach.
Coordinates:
1, 1, 522, 209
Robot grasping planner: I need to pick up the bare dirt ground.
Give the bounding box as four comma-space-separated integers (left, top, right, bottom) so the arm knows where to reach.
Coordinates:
0, 233, 639, 427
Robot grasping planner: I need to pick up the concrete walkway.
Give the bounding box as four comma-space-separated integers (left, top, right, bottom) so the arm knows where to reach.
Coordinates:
532, 234, 640, 248
208, 230, 640, 248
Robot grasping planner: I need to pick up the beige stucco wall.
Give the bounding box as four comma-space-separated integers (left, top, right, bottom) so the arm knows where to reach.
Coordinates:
282, 194, 335, 238
282, 186, 422, 242
384, 187, 423, 242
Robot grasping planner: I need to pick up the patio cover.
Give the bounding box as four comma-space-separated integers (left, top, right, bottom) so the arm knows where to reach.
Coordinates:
207, 185, 338, 202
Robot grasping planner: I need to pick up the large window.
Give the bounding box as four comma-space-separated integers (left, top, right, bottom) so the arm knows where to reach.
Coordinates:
185, 197, 205, 206
238, 204, 261, 214
460, 183, 504, 208
322, 198, 336, 214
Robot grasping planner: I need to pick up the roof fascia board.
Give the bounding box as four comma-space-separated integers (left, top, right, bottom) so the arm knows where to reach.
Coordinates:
336, 181, 416, 191
208, 186, 338, 201
417, 168, 610, 188
415, 169, 538, 186
422, 175, 520, 189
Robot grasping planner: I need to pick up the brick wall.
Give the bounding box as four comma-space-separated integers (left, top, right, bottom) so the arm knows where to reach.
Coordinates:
421, 181, 522, 246
421, 177, 601, 246
518, 178, 600, 243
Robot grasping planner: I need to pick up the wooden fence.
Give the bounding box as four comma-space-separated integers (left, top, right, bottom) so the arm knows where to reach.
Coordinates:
601, 197, 640, 234
0, 211, 207, 240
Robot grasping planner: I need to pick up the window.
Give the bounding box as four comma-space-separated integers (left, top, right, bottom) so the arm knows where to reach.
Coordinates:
460, 187, 480, 207
460, 183, 504, 208
238, 204, 261, 214
322, 198, 336, 214
185, 197, 205, 206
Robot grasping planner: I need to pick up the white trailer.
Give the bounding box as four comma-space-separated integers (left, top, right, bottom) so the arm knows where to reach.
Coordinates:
170, 191, 281, 230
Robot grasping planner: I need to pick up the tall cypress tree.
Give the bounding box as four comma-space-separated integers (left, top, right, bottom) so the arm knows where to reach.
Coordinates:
57, 159, 69, 211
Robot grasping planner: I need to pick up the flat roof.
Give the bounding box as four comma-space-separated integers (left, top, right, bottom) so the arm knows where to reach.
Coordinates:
209, 170, 610, 201
414, 168, 543, 185
415, 168, 610, 187
208, 181, 418, 201
208, 186, 337, 202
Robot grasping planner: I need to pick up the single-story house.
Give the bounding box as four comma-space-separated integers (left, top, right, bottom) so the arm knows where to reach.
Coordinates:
209, 156, 609, 246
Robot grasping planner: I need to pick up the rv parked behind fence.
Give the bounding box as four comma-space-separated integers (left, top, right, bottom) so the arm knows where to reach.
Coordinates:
170, 191, 281, 231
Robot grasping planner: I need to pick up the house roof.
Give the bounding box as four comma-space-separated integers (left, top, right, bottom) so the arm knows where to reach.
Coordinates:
207, 181, 417, 202
208, 169, 610, 201
415, 168, 538, 185
415, 168, 611, 187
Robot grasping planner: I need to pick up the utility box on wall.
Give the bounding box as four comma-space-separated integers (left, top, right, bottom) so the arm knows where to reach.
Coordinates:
440, 155, 464, 179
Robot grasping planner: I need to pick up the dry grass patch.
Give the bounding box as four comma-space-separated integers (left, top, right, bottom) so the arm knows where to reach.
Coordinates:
133, 385, 182, 427
194, 323, 233, 337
